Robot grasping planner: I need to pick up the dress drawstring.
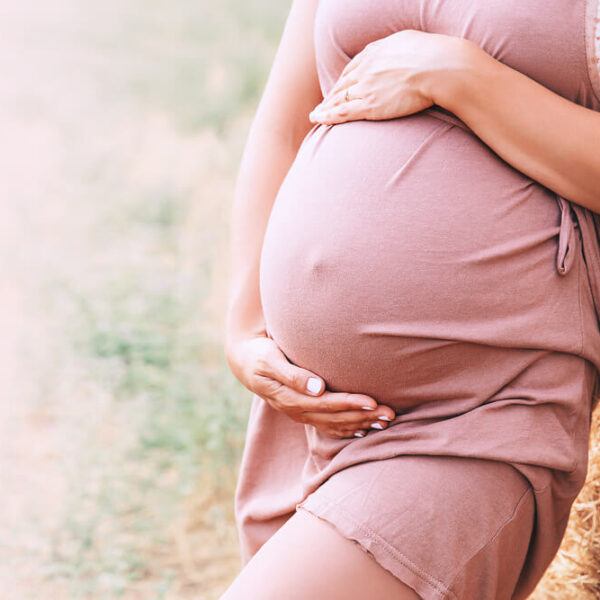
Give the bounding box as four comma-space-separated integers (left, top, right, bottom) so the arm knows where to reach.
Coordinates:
555, 194, 578, 276
556, 194, 600, 403
557, 194, 600, 327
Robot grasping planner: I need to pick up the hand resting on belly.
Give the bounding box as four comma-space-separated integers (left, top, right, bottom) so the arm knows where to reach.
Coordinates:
224, 333, 396, 439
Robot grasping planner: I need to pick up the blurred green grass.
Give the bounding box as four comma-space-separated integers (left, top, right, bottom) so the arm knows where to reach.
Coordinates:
10, 0, 292, 598
77, 0, 289, 133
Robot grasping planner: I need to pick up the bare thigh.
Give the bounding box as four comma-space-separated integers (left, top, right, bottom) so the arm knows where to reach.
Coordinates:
219, 508, 422, 600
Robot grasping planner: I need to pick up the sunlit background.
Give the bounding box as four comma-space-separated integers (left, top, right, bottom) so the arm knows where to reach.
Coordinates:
0, 1, 289, 597
2, 1, 599, 599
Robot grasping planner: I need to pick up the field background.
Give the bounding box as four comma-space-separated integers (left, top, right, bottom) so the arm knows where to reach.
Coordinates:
1, 1, 597, 599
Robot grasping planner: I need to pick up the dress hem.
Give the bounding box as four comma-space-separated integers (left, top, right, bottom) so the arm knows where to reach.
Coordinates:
296, 497, 457, 600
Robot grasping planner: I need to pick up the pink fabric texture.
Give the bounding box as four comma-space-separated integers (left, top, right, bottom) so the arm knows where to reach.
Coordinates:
234, 1, 600, 599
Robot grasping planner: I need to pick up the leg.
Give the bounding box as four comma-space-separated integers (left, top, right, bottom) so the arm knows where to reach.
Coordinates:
220, 508, 422, 600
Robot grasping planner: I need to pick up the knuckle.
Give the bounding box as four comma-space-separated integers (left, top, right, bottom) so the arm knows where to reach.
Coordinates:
263, 377, 286, 398
365, 91, 377, 106
258, 375, 276, 391
250, 371, 268, 390
344, 393, 357, 408
286, 370, 300, 389
320, 425, 336, 437
317, 395, 331, 410
277, 392, 295, 410
335, 413, 349, 425
363, 104, 376, 119
292, 412, 308, 424
254, 356, 271, 376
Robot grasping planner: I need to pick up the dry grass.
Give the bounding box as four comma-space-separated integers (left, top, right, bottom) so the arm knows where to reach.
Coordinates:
530, 405, 600, 599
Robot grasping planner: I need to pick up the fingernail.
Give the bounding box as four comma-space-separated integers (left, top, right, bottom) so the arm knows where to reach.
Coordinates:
306, 377, 323, 395
378, 416, 392, 422
361, 406, 375, 411
370, 422, 384, 430
354, 431, 365, 438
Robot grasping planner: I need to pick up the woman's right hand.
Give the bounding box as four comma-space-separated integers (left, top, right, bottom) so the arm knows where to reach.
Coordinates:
225, 334, 396, 439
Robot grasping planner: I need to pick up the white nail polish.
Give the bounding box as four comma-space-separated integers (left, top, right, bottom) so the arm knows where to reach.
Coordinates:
370, 422, 384, 430
361, 406, 375, 411
354, 431, 365, 438
378, 416, 392, 422
306, 377, 323, 394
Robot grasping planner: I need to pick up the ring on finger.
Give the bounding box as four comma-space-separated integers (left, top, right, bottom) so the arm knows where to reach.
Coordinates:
344, 85, 362, 102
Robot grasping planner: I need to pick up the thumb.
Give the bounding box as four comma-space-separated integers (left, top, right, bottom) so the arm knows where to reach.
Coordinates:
269, 350, 325, 397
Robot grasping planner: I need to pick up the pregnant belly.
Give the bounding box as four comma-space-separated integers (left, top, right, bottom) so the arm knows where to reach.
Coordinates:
259, 113, 580, 410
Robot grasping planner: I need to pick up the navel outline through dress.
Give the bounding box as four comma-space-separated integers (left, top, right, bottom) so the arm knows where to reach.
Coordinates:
233, 1, 600, 599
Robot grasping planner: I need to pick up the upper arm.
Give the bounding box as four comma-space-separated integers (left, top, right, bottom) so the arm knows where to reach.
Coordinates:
252, 0, 323, 146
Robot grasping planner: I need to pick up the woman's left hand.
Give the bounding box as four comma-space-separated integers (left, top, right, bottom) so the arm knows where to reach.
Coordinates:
309, 29, 472, 125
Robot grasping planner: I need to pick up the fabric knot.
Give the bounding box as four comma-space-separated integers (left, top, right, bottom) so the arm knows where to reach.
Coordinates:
555, 194, 578, 276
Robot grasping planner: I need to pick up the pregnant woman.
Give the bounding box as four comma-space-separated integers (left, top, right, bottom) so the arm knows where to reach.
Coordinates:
222, 0, 600, 598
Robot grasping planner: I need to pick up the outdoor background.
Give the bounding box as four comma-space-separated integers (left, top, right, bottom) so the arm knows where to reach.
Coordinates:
1, 1, 598, 599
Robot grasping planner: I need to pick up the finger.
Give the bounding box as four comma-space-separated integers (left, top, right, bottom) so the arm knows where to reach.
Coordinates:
339, 45, 369, 80
311, 421, 368, 440
324, 72, 361, 105
259, 383, 378, 413
315, 97, 373, 125
305, 409, 392, 430
255, 346, 326, 397
327, 82, 365, 109
315, 426, 366, 440
316, 79, 371, 115
319, 66, 364, 108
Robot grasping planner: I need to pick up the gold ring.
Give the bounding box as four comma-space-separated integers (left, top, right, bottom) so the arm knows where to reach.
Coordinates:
345, 87, 351, 102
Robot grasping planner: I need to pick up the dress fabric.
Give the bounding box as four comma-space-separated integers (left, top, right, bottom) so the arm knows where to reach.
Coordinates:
234, 1, 600, 599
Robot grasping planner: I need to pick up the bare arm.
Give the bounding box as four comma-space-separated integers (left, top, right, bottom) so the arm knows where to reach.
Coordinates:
310, 31, 600, 213
225, 0, 323, 351
223, 1, 396, 435
431, 41, 600, 212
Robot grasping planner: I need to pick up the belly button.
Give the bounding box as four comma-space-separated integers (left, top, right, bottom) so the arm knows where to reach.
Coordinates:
305, 250, 327, 274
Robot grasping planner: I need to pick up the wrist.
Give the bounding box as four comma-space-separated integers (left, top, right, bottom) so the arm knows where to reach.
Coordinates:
425, 37, 495, 114
225, 326, 266, 353
224, 320, 267, 356
225, 294, 267, 344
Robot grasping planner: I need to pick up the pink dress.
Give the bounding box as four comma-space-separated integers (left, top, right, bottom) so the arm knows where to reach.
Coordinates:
234, 1, 600, 598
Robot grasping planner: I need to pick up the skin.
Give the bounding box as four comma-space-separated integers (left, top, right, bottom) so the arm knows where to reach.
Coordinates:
310, 29, 600, 213
219, 509, 421, 600
227, 18, 600, 441
224, 0, 395, 440
223, 2, 597, 597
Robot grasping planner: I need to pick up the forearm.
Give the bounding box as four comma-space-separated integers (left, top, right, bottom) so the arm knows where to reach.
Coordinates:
431, 40, 600, 213
225, 115, 305, 349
